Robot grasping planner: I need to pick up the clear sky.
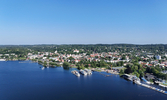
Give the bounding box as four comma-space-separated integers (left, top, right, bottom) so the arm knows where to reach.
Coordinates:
0, 0, 167, 45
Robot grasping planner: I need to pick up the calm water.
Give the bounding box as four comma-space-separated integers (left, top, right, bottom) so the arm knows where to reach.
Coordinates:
0, 61, 167, 100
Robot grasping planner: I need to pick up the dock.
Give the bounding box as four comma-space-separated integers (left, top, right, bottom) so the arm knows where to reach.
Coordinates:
99, 72, 112, 77
134, 80, 167, 95
106, 70, 119, 75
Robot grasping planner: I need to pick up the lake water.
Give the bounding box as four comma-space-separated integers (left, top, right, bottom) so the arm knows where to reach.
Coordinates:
0, 61, 167, 100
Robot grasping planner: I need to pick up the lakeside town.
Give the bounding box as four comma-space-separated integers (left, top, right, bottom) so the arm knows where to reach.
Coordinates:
1, 44, 167, 91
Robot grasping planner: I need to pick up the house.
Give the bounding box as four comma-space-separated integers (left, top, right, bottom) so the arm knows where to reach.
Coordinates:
165, 53, 167, 57
147, 64, 153, 67
11, 53, 15, 56
29, 55, 38, 59
54, 51, 57, 54
42, 57, 47, 60
73, 49, 79, 53
159, 63, 165, 68
155, 55, 161, 60
74, 59, 80, 63
147, 55, 154, 58
90, 54, 95, 57
4, 54, 9, 56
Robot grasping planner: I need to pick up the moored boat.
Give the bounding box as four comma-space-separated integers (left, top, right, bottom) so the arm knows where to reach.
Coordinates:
84, 69, 92, 75
79, 69, 87, 75
0, 59, 6, 61
71, 70, 80, 77
42, 67, 45, 70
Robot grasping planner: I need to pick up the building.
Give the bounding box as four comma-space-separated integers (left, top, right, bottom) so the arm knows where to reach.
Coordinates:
145, 73, 155, 81
155, 55, 161, 60
54, 51, 57, 54
29, 55, 38, 59
165, 53, 167, 57
73, 49, 79, 53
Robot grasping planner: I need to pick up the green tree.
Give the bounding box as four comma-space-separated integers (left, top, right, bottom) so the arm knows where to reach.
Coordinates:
77, 64, 85, 70
63, 61, 70, 70
132, 71, 140, 77
119, 69, 124, 76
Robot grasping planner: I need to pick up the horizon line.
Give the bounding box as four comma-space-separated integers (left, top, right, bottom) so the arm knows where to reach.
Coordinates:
0, 43, 167, 46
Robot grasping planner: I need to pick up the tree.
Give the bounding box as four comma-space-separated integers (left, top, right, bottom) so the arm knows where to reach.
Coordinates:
69, 56, 74, 61
77, 64, 85, 70
122, 55, 126, 60
119, 69, 124, 75
114, 58, 118, 60
43, 61, 47, 67
138, 69, 144, 77
132, 71, 140, 77
124, 67, 132, 74
63, 61, 70, 70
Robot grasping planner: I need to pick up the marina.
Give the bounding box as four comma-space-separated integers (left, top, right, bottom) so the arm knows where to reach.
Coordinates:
122, 74, 167, 95
72, 69, 93, 77
137, 82, 167, 95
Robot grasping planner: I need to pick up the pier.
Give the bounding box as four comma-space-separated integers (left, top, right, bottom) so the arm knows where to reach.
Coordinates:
122, 74, 167, 95
135, 80, 167, 95
99, 72, 112, 77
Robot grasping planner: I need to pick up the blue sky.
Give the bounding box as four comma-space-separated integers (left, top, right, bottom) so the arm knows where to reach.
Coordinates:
0, 0, 167, 45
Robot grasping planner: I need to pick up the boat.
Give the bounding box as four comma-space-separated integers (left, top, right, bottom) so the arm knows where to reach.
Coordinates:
132, 76, 141, 84
141, 77, 151, 84
75, 71, 80, 77
0, 59, 6, 61
79, 69, 87, 75
121, 74, 132, 81
71, 70, 80, 77
136, 80, 141, 85
84, 69, 92, 75
42, 67, 45, 70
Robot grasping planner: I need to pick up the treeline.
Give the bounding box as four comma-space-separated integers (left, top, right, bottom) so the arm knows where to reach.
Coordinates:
0, 44, 167, 54
146, 67, 167, 80
121, 63, 167, 80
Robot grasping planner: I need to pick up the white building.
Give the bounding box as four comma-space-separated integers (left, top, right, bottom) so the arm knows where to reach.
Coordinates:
44, 52, 49, 56
73, 49, 79, 53
4, 54, 9, 56
11, 53, 15, 55
29, 55, 38, 59
28, 53, 32, 56
165, 53, 167, 57
155, 55, 161, 60
55, 51, 57, 54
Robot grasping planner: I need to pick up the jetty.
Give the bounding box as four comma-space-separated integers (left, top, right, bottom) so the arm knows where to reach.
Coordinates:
159, 84, 167, 88
99, 72, 112, 77
106, 70, 119, 75
136, 82, 167, 95
122, 74, 167, 95
131, 77, 167, 95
